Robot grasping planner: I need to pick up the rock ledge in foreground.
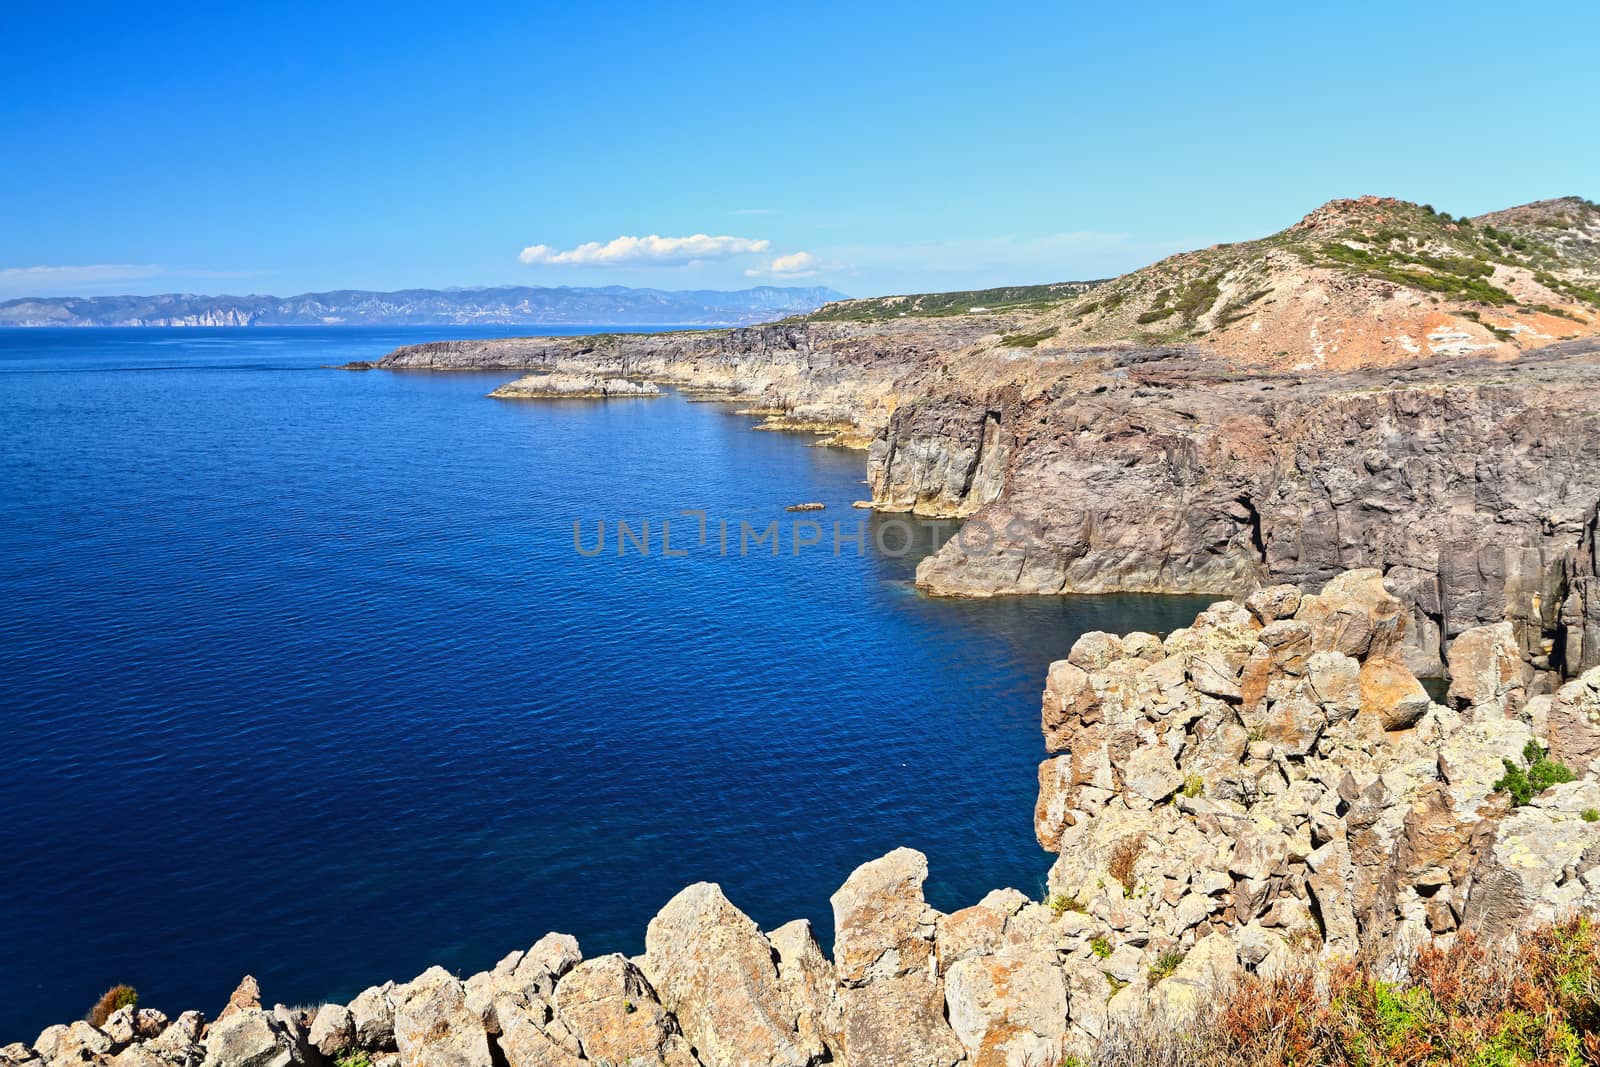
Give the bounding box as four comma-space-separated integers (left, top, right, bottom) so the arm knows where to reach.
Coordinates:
488, 373, 661, 399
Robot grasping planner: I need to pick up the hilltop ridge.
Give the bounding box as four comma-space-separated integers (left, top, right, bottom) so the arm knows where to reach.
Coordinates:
1011, 194, 1600, 369
0, 284, 848, 328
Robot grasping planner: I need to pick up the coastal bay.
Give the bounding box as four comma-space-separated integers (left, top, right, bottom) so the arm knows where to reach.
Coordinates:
0, 326, 1210, 1038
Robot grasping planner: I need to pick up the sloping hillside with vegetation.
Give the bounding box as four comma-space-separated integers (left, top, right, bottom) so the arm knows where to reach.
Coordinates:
799, 280, 1102, 322
1021, 196, 1600, 369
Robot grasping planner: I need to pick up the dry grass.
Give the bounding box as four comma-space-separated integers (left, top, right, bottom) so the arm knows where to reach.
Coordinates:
1107, 835, 1146, 895
1067, 917, 1600, 1067
86, 984, 138, 1027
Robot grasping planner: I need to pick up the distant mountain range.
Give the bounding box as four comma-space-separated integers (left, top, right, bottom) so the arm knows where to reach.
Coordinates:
0, 284, 850, 328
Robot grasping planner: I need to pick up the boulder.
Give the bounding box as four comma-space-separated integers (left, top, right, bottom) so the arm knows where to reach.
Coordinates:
347, 986, 396, 1052
1463, 781, 1600, 938
641, 882, 820, 1067
307, 1006, 353, 1059
1306, 651, 1361, 718
1296, 569, 1406, 659
829, 849, 962, 1067
35, 1023, 111, 1067
1446, 622, 1531, 718
148, 1012, 206, 1067
1547, 667, 1600, 775
767, 920, 841, 1058
217, 978, 262, 1024
1245, 584, 1303, 625
492, 993, 583, 1067
393, 968, 493, 1067
102, 1008, 138, 1049
1359, 658, 1432, 731
553, 954, 697, 1067
515, 935, 581, 994
1067, 632, 1124, 671
1124, 746, 1184, 802
201, 1011, 297, 1067
943, 950, 1068, 1067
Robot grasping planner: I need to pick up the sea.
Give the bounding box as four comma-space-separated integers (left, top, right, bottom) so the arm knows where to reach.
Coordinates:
0, 326, 1213, 1038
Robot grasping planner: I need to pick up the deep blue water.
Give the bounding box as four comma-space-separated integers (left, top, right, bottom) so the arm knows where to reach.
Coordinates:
0, 326, 1212, 1040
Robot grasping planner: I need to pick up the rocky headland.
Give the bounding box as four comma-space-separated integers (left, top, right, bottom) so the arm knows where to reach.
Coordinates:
77, 194, 1584, 1065
10, 568, 1600, 1066
345, 196, 1600, 685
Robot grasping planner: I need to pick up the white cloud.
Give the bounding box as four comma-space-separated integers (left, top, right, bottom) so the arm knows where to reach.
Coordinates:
0, 263, 164, 294
518, 234, 771, 267
746, 251, 820, 278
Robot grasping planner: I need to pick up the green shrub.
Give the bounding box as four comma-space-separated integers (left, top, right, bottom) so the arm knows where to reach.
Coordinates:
1180, 774, 1206, 799
1494, 741, 1576, 806
1091, 937, 1113, 959
335, 1054, 373, 1067
1583, 808, 1599, 823
1149, 949, 1186, 983
1048, 892, 1085, 916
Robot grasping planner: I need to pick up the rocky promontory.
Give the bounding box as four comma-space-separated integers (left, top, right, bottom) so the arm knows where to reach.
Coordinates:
10, 569, 1600, 1067
346, 197, 1600, 689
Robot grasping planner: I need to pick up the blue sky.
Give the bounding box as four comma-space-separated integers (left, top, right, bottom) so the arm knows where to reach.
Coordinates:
2, 0, 1595, 300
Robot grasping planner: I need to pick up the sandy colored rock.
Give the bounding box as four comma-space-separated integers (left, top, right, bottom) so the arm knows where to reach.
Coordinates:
1359, 657, 1432, 730
943, 950, 1067, 1067
393, 968, 493, 1067
201, 1012, 294, 1067
347, 985, 396, 1052
488, 373, 661, 399
217, 978, 262, 1024
641, 882, 820, 1067
830, 849, 962, 1067
308, 1005, 353, 1059
1447, 622, 1531, 717
1547, 667, 1600, 775
553, 955, 696, 1067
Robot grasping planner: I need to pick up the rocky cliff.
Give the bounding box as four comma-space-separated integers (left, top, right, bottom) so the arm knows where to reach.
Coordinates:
10, 570, 1599, 1067
354, 331, 1600, 684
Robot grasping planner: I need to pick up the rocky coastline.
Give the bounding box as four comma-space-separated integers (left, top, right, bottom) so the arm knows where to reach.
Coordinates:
345, 321, 1600, 685
10, 568, 1600, 1066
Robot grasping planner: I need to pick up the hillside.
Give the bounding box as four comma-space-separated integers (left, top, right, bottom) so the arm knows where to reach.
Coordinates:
0, 284, 848, 328
798, 280, 1102, 322
1019, 195, 1600, 369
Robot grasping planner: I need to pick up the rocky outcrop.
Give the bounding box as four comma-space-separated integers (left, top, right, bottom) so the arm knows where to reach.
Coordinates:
361, 314, 1600, 685
346, 318, 1025, 450
640, 883, 823, 1067
18, 574, 1600, 1067
913, 341, 1600, 682
830, 848, 964, 1067
1034, 569, 1600, 976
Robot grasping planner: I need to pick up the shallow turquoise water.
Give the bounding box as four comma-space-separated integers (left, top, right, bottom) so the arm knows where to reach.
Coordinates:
0, 326, 1213, 1038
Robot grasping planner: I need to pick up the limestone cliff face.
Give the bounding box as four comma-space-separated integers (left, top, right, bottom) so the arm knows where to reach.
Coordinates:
913, 340, 1600, 681
353, 318, 1027, 443
355, 319, 1600, 682
865, 396, 1009, 517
